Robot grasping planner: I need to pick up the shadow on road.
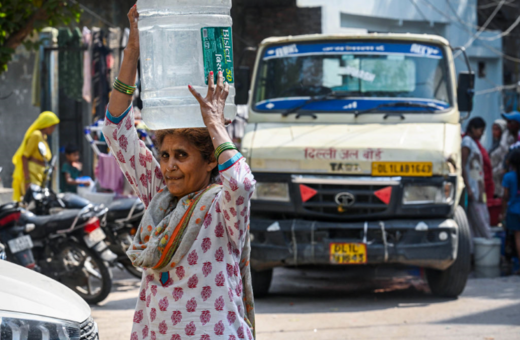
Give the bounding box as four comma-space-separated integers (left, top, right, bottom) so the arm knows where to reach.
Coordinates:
255, 266, 454, 314
436, 302, 520, 326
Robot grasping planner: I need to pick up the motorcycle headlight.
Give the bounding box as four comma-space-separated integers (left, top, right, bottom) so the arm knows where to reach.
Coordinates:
251, 182, 290, 202
0, 311, 81, 340
403, 182, 454, 205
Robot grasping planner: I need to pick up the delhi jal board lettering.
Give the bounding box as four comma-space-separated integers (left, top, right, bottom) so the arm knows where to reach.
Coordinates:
304, 147, 383, 161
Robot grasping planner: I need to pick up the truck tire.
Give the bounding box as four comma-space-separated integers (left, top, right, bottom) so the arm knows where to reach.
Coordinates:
252, 268, 273, 298
426, 206, 471, 298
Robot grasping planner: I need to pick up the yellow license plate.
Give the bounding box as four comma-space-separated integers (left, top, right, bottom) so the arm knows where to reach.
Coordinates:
330, 243, 367, 265
372, 162, 432, 177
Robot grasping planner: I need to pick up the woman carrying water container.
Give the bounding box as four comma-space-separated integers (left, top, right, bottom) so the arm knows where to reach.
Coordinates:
499, 148, 520, 273
103, 6, 256, 339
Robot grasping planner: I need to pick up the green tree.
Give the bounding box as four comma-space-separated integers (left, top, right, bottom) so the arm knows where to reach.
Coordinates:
0, 0, 81, 73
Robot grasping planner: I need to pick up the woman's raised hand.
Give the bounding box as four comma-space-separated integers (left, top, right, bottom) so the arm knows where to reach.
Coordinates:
126, 4, 140, 53
188, 71, 231, 128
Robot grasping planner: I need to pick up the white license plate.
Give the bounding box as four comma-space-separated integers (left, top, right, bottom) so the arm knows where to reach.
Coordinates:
84, 228, 106, 247
8, 235, 34, 253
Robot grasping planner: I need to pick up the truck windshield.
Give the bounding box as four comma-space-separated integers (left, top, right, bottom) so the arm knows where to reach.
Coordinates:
253, 41, 451, 114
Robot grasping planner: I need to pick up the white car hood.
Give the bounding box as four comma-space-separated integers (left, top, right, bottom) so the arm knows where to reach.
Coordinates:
0, 260, 90, 323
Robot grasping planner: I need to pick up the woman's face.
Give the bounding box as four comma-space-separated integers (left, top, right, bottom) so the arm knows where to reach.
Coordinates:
471, 127, 485, 140
159, 134, 217, 198
492, 124, 502, 140
41, 124, 57, 136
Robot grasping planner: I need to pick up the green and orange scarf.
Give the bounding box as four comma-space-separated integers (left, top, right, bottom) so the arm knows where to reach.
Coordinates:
127, 184, 222, 271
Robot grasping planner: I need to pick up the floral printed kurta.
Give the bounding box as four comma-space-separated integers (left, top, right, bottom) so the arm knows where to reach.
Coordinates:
103, 106, 256, 340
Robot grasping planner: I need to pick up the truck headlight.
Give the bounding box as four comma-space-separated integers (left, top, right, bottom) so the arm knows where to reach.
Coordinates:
251, 182, 290, 202
403, 182, 454, 205
0, 311, 81, 340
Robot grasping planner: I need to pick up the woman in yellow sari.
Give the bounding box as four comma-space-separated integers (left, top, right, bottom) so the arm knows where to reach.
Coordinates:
12, 111, 60, 201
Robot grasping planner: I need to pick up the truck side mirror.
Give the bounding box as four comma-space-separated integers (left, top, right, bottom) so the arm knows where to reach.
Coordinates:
457, 72, 475, 114
235, 66, 251, 105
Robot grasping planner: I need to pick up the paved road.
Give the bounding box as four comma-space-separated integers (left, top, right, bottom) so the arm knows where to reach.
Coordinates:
92, 267, 520, 340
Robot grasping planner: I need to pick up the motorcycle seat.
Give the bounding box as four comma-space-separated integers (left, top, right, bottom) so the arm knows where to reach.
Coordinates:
21, 210, 83, 238
107, 198, 144, 221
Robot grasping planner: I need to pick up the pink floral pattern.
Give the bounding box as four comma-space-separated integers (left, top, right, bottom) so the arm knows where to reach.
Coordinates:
186, 298, 197, 313
185, 322, 196, 336
214, 297, 224, 311
159, 296, 169, 311
227, 312, 236, 325
188, 274, 199, 289
159, 321, 168, 335
125, 116, 133, 130
173, 287, 184, 301
214, 321, 225, 335
134, 310, 143, 323
102, 106, 255, 339
202, 238, 212, 253
201, 286, 212, 301
215, 272, 225, 287
215, 247, 224, 262
200, 310, 211, 326
188, 250, 199, 265
215, 223, 224, 238
202, 262, 213, 277
171, 311, 182, 326
176, 266, 185, 280
118, 135, 129, 152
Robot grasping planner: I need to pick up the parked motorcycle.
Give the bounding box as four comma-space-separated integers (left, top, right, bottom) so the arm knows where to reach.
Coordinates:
0, 200, 113, 304
61, 193, 145, 278
25, 141, 145, 278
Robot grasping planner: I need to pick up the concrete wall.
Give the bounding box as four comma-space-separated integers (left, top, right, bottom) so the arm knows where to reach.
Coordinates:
0, 47, 41, 189
232, 0, 322, 71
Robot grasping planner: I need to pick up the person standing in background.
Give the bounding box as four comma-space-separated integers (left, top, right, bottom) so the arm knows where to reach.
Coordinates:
499, 148, 520, 273
60, 144, 91, 193
11, 111, 60, 201
489, 119, 509, 197
462, 117, 492, 243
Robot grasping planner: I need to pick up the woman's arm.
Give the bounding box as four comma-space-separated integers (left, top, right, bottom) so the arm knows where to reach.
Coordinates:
189, 71, 235, 164
189, 72, 255, 248
107, 5, 139, 117
102, 5, 164, 207
22, 157, 30, 189
461, 146, 474, 201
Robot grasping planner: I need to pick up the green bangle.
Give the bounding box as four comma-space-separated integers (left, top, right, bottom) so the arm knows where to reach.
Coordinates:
113, 77, 136, 95
113, 82, 135, 95
115, 77, 136, 90
215, 142, 237, 162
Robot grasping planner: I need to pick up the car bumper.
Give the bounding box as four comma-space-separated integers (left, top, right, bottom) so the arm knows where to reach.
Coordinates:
250, 218, 458, 271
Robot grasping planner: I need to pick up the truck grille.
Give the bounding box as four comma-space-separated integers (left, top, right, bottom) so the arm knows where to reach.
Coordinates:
80, 317, 99, 340
300, 183, 390, 217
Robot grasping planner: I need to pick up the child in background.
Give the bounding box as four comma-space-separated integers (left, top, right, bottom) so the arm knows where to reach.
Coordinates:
60, 144, 90, 193
500, 148, 520, 273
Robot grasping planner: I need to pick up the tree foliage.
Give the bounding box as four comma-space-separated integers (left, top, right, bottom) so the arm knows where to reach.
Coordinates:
0, 0, 81, 73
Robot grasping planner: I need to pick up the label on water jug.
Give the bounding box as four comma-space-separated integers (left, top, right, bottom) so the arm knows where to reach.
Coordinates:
201, 27, 234, 85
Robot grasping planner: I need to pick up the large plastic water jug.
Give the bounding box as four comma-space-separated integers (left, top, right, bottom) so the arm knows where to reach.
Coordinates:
137, 0, 236, 129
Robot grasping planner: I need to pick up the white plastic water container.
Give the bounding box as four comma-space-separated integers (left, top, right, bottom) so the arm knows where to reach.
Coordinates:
474, 237, 501, 267
137, 0, 236, 129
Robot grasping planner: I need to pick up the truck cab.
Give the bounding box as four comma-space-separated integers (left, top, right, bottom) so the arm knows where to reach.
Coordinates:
241, 33, 474, 297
